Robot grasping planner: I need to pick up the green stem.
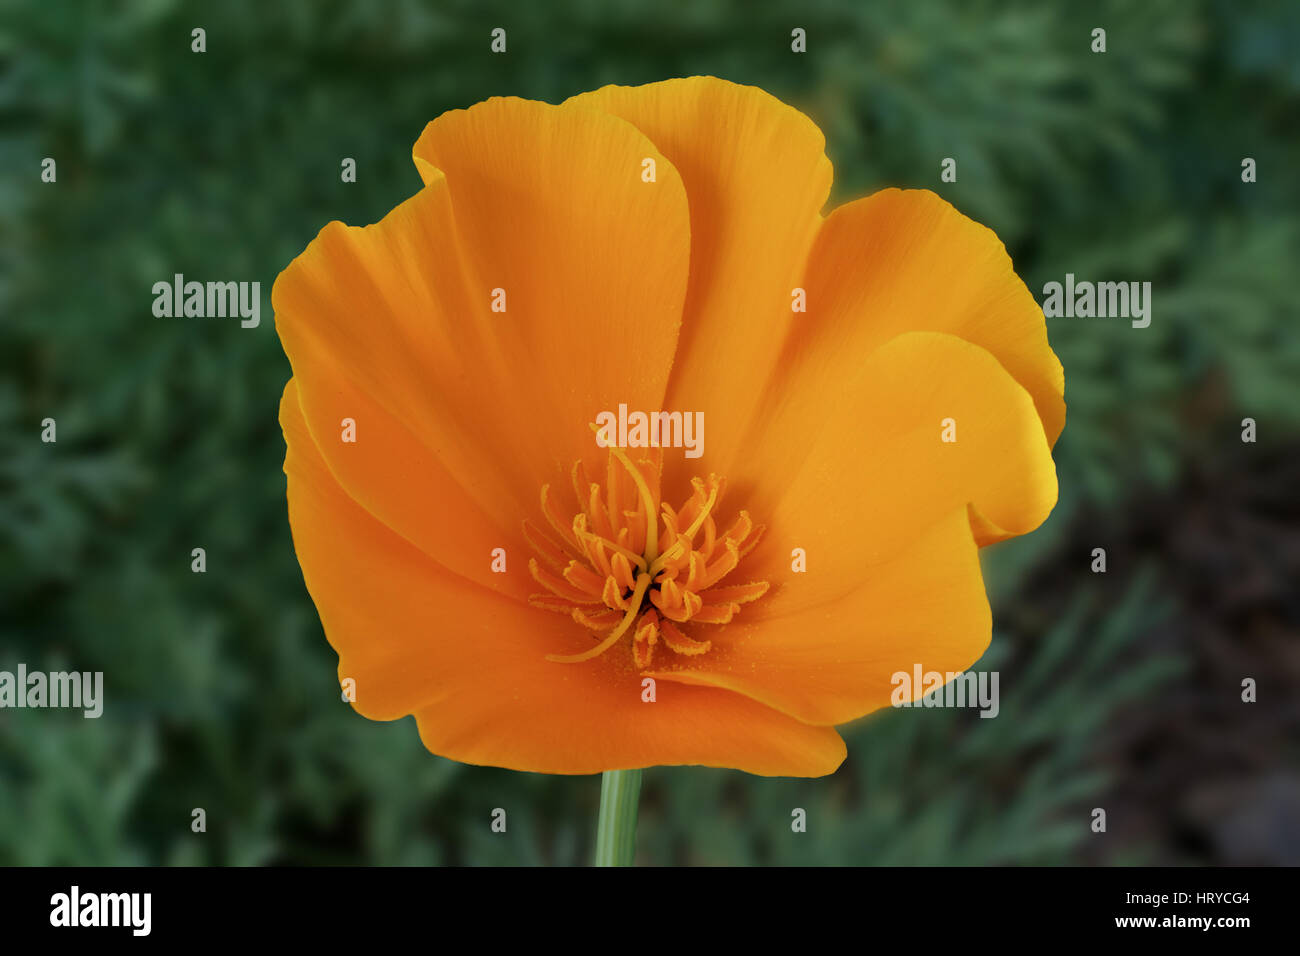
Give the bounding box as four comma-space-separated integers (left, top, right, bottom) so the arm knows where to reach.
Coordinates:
594, 769, 642, 866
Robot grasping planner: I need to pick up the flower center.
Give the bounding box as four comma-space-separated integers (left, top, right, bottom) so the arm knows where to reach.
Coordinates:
526, 437, 768, 669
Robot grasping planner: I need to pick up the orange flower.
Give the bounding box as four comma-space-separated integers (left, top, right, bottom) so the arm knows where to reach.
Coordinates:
273, 77, 1063, 778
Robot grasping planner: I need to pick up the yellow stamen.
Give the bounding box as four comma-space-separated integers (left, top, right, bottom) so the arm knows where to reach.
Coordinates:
589, 422, 660, 563
546, 572, 652, 663
648, 481, 718, 576
574, 524, 647, 573
530, 449, 767, 669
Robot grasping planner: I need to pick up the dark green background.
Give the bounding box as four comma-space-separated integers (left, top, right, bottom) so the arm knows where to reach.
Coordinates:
2, 0, 1297, 865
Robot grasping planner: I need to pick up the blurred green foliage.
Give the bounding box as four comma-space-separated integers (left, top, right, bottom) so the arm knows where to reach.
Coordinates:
0, 0, 1295, 864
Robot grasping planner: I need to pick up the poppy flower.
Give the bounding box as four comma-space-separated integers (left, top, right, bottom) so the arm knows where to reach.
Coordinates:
274, 76, 1063, 779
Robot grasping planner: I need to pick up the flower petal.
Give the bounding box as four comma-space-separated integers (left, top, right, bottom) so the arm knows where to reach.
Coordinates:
282, 380, 844, 777
744, 330, 1058, 602
278, 346, 529, 599
785, 187, 1063, 446
648, 506, 990, 726
567, 77, 833, 488
275, 96, 692, 588
729, 189, 1064, 546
